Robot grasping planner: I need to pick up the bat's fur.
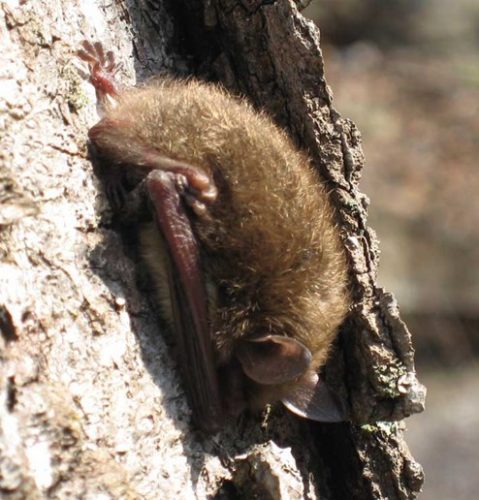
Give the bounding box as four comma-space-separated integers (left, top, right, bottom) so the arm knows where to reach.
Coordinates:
90, 77, 350, 410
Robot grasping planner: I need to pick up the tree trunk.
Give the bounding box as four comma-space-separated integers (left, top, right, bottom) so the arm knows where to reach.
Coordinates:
0, 1, 425, 498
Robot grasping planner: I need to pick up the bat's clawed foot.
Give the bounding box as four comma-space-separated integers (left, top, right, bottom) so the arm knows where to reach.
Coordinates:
77, 40, 119, 100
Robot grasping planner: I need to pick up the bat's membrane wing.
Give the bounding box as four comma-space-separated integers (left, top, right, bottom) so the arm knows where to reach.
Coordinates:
145, 170, 223, 432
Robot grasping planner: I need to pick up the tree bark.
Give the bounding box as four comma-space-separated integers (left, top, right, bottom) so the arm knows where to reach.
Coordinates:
0, 0, 425, 498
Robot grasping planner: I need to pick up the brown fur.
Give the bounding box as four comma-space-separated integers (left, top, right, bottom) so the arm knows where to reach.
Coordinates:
92, 78, 350, 404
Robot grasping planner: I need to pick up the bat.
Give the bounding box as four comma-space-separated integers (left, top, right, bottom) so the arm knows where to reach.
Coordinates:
77, 41, 350, 432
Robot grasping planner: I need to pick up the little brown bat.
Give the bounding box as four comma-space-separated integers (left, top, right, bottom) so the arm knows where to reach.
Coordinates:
78, 41, 350, 432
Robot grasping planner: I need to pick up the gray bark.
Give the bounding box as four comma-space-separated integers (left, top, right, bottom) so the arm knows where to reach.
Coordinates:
0, 0, 425, 498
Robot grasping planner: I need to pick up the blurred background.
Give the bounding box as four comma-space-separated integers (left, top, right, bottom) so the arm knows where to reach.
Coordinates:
303, 1, 479, 498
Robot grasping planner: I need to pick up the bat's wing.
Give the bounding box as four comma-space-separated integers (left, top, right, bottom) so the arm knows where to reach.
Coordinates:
145, 169, 223, 432
87, 113, 222, 431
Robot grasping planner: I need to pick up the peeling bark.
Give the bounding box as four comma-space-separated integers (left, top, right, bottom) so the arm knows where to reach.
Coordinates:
0, 0, 424, 498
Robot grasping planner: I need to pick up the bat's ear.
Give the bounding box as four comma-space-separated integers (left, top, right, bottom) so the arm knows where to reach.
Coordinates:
235, 334, 312, 385
281, 371, 346, 422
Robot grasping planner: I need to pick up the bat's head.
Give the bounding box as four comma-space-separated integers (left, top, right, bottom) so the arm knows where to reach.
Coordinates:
231, 334, 346, 422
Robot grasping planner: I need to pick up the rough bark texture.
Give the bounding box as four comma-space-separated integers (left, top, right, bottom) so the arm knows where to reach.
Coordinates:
0, 0, 425, 498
